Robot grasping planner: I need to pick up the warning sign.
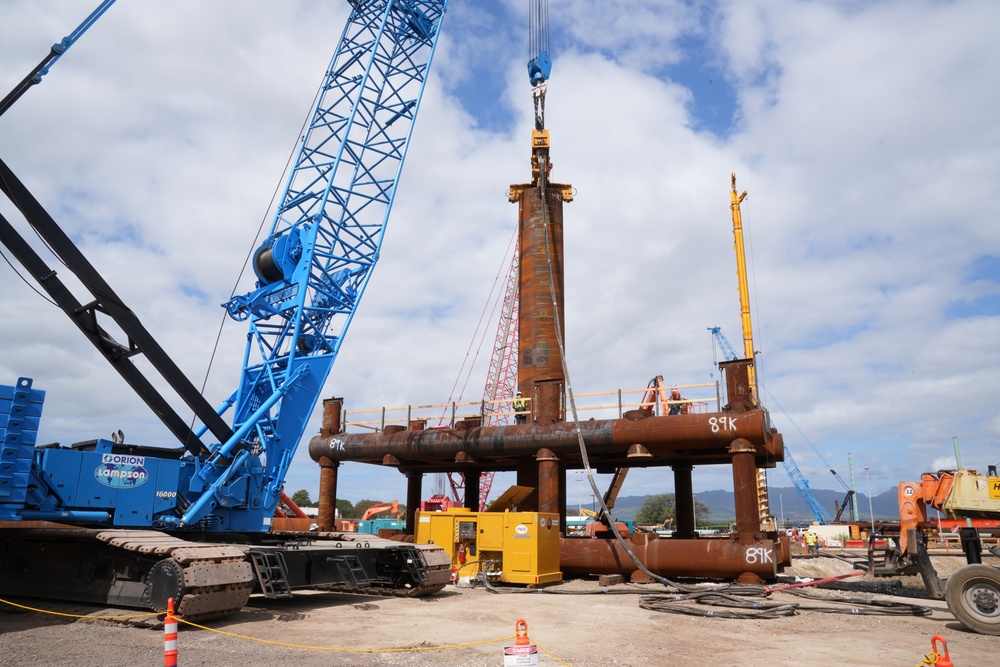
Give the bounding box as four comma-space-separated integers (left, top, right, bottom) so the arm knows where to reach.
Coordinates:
504, 644, 539, 666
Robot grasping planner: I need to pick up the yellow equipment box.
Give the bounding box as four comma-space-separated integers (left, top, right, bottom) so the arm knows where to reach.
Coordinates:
415, 507, 562, 585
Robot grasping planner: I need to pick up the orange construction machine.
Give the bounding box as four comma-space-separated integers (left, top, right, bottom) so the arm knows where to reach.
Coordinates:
870, 467, 1000, 635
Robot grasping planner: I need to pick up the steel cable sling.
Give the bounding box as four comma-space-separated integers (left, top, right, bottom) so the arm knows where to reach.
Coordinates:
639, 592, 798, 619
781, 588, 933, 616
638, 587, 933, 620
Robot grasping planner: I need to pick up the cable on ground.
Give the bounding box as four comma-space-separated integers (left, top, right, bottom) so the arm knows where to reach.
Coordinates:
635, 573, 934, 621
176, 615, 517, 653
638, 592, 798, 619
1, 595, 575, 664
781, 588, 933, 616
0, 596, 160, 620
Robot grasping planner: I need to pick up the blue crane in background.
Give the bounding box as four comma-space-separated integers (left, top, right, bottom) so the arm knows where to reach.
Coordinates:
708, 326, 832, 524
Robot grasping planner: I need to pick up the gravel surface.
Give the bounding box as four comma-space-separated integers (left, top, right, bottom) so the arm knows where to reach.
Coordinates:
2, 553, 997, 666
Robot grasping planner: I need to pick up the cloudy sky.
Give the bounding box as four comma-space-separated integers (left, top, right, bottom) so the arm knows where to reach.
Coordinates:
2, 0, 998, 513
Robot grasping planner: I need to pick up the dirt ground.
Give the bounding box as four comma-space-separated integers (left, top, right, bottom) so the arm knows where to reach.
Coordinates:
1, 551, 998, 666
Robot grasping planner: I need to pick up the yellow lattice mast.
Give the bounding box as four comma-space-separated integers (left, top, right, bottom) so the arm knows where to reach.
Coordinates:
730, 173, 774, 530
730, 172, 757, 401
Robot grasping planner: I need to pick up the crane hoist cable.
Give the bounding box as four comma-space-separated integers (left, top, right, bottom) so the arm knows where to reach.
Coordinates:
524, 1, 673, 585
527, 0, 551, 130
190, 79, 323, 406
534, 143, 677, 586
742, 198, 850, 494
759, 383, 851, 493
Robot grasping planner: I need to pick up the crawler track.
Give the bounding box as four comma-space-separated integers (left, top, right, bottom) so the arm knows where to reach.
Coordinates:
0, 526, 254, 620
0, 526, 450, 620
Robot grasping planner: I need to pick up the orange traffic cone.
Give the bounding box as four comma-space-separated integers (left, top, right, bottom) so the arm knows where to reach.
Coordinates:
163, 597, 178, 667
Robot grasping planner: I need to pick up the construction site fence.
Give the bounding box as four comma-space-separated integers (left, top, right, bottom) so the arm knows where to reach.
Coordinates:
343, 381, 721, 432
932, 534, 1000, 550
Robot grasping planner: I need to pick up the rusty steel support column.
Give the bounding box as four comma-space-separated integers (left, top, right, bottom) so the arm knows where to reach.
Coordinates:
720, 359, 754, 411
533, 378, 564, 426
321, 396, 343, 436
730, 438, 760, 539
517, 457, 539, 512
673, 465, 695, 538
316, 397, 343, 531
317, 457, 340, 531
537, 448, 560, 515
516, 185, 566, 408
405, 471, 423, 535
464, 472, 480, 511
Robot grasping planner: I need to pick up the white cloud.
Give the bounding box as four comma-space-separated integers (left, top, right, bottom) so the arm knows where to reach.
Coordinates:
1, 0, 998, 511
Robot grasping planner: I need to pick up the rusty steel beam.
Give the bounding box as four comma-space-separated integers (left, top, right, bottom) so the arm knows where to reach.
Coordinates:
309, 407, 782, 472
560, 533, 792, 583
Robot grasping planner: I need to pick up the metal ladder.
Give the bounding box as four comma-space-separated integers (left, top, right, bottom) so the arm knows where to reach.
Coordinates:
248, 550, 293, 599
330, 555, 370, 587
399, 546, 430, 584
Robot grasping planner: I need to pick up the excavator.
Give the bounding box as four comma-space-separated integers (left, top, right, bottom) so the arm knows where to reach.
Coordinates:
869, 467, 1000, 635
360, 500, 402, 522
0, 0, 451, 619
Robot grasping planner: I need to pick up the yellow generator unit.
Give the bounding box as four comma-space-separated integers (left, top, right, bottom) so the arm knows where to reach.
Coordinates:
415, 507, 562, 585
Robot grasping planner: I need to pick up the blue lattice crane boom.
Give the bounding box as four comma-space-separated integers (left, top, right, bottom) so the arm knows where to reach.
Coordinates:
198, 0, 449, 530
783, 445, 833, 524
707, 326, 738, 366
709, 326, 831, 524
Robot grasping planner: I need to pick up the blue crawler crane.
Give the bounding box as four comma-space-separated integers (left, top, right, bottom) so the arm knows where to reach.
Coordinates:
0, 0, 450, 618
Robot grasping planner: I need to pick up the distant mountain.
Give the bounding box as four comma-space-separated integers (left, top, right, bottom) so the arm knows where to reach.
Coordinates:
601, 487, 900, 525
763, 485, 900, 525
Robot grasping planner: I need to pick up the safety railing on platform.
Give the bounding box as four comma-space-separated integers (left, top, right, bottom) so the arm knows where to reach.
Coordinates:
342, 381, 721, 432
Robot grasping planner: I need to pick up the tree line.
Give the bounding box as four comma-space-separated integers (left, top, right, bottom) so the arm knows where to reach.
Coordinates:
634, 493, 712, 527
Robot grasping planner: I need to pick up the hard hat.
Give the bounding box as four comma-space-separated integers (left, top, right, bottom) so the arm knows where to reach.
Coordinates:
516, 391, 522, 396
